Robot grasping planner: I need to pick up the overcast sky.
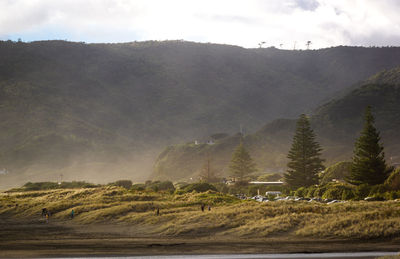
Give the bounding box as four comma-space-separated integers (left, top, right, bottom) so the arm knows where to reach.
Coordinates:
1, 0, 400, 49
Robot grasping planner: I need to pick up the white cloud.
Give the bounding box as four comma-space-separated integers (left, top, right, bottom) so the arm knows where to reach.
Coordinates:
0, 0, 400, 48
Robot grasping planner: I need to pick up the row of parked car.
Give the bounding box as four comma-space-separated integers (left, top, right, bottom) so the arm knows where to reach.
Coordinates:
249, 195, 346, 204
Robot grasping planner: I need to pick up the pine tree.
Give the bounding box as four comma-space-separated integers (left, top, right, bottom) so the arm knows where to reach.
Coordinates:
229, 142, 256, 181
284, 114, 324, 189
348, 106, 392, 185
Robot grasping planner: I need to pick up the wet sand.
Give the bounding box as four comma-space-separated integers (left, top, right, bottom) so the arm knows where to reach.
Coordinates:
1, 219, 399, 258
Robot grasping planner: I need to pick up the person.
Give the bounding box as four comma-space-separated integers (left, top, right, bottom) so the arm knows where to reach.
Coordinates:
42, 208, 47, 217
156, 208, 160, 216
45, 213, 49, 223
70, 209, 75, 219
201, 204, 205, 212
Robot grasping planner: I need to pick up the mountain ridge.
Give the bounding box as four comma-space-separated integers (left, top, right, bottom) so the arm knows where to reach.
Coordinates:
1, 40, 400, 188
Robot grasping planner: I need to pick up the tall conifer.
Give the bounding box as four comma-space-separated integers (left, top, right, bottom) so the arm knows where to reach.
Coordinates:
349, 106, 392, 185
284, 114, 324, 188
229, 142, 256, 181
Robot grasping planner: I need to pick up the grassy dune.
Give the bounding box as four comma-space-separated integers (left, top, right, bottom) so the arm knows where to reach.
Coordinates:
1, 186, 400, 240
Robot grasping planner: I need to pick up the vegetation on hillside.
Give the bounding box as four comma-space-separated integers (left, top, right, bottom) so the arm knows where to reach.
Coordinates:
154, 67, 400, 181
2, 41, 400, 187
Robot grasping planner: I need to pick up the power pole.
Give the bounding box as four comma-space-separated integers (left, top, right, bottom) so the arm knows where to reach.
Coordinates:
306, 41, 312, 50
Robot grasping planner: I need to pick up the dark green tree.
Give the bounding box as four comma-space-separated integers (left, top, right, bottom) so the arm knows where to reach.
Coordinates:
229, 142, 257, 181
348, 106, 392, 185
284, 114, 325, 189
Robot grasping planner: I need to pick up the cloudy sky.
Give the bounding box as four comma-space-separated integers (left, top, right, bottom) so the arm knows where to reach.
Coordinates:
1, 0, 400, 49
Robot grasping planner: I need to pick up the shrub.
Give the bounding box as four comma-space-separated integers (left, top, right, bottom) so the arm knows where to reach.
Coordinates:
369, 184, 388, 196
305, 186, 317, 198
22, 181, 98, 191
183, 183, 217, 193
313, 185, 327, 198
322, 184, 354, 200
294, 187, 307, 197
131, 184, 145, 191
322, 186, 342, 200
354, 184, 372, 200
385, 168, 400, 190
146, 181, 175, 192
114, 180, 133, 189
341, 188, 355, 200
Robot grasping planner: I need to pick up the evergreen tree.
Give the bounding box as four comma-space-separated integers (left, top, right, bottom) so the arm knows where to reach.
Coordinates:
229, 142, 256, 181
284, 114, 324, 189
348, 106, 392, 185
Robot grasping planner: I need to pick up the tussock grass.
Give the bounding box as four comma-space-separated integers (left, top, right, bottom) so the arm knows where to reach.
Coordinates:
2, 187, 400, 240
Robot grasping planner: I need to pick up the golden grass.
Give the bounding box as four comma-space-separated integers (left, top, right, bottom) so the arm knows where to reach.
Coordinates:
1, 187, 400, 240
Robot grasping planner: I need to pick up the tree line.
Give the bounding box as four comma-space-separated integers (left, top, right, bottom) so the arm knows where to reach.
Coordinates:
224, 105, 395, 192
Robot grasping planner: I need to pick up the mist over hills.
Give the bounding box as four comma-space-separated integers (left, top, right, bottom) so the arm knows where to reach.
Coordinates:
153, 67, 400, 181
1, 40, 400, 188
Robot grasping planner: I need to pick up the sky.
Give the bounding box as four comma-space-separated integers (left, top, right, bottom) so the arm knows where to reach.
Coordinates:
1, 0, 400, 49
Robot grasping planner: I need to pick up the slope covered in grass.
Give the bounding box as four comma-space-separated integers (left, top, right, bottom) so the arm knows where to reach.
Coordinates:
1, 186, 400, 240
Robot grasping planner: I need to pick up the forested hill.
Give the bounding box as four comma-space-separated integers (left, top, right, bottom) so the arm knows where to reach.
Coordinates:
1, 40, 400, 188
153, 67, 400, 181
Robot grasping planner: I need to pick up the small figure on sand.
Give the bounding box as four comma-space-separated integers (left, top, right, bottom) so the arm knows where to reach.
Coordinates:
201, 204, 205, 212
45, 213, 49, 223
41, 208, 48, 217
70, 209, 75, 219
156, 208, 160, 216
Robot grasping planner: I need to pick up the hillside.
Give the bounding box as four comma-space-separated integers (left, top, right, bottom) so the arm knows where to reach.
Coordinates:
153, 67, 400, 181
1, 40, 400, 188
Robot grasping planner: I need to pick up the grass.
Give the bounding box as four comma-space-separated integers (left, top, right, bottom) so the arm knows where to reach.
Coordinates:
1, 186, 400, 240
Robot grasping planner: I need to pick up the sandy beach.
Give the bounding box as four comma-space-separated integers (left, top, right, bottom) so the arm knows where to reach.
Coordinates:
1, 218, 399, 258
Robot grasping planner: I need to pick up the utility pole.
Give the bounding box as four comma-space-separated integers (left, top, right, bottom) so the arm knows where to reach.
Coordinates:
306, 41, 312, 50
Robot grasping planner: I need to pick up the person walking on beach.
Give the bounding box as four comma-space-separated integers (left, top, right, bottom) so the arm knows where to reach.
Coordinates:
42, 208, 47, 217
45, 213, 49, 223
156, 208, 160, 216
70, 209, 75, 219
201, 204, 205, 212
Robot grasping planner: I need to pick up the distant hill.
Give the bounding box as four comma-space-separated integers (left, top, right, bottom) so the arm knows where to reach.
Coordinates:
1, 40, 400, 188
153, 67, 400, 181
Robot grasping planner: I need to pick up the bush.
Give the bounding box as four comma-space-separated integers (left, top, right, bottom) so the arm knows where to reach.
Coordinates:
183, 183, 217, 193
146, 181, 175, 192
369, 184, 388, 196
313, 185, 327, 198
305, 186, 317, 198
321, 183, 355, 200
23, 181, 98, 191
322, 186, 342, 200
294, 187, 307, 197
354, 184, 372, 200
114, 180, 133, 189
341, 188, 355, 200
131, 184, 145, 191
385, 168, 400, 190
